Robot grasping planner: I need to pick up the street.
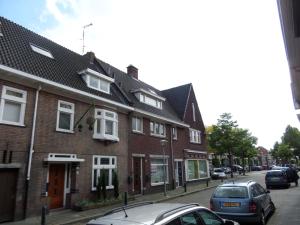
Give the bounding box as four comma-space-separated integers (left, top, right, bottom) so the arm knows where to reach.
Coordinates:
71, 171, 300, 225
166, 171, 300, 225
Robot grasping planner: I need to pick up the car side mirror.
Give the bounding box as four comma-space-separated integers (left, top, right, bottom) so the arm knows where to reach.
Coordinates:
223, 219, 234, 225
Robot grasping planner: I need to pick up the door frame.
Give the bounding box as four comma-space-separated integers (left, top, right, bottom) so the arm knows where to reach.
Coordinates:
47, 163, 71, 209
174, 159, 184, 188
132, 154, 145, 194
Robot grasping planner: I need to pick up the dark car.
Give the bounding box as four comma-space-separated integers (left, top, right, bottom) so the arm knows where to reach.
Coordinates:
251, 166, 263, 171
265, 170, 290, 189
87, 202, 239, 225
232, 165, 243, 174
210, 181, 275, 225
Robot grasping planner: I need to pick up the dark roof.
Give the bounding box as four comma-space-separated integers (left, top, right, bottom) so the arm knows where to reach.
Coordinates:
96, 59, 184, 124
0, 16, 128, 105
162, 83, 191, 120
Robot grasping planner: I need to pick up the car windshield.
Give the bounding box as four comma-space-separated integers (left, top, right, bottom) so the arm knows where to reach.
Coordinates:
267, 171, 284, 177
213, 186, 248, 198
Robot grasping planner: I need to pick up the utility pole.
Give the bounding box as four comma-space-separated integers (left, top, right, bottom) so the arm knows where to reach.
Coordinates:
82, 23, 93, 54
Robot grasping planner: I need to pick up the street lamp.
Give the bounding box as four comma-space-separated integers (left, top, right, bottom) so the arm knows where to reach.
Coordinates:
160, 139, 168, 196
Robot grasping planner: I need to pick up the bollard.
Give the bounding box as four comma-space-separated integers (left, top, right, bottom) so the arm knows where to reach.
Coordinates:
41, 205, 47, 225
124, 192, 128, 206
184, 182, 187, 192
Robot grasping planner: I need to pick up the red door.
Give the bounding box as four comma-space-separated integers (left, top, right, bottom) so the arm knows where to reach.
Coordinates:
48, 164, 65, 209
133, 157, 141, 194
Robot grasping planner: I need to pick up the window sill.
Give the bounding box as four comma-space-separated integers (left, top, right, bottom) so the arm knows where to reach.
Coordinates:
91, 185, 114, 191
0, 121, 26, 127
93, 134, 119, 142
150, 134, 166, 138
151, 182, 169, 186
187, 177, 209, 182
132, 130, 145, 135
56, 128, 75, 134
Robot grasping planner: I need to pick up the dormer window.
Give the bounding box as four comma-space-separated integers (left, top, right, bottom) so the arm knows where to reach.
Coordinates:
132, 88, 165, 109
30, 44, 54, 59
79, 68, 114, 94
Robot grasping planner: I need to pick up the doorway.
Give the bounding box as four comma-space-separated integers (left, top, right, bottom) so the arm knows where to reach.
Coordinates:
175, 160, 183, 187
48, 164, 65, 209
133, 157, 145, 194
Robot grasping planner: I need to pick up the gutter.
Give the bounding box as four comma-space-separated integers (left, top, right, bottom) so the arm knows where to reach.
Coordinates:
24, 85, 41, 218
0, 64, 134, 111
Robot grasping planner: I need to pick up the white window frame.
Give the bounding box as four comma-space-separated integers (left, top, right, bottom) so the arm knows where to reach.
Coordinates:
135, 92, 162, 109
172, 127, 177, 140
93, 109, 119, 141
56, 100, 75, 133
150, 121, 166, 137
92, 155, 117, 190
86, 75, 110, 94
189, 128, 201, 144
150, 157, 169, 186
192, 102, 196, 122
0, 86, 27, 126
132, 116, 143, 133
185, 159, 209, 181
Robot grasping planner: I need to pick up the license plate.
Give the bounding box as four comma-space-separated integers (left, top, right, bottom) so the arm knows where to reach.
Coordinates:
223, 202, 240, 207
271, 177, 280, 181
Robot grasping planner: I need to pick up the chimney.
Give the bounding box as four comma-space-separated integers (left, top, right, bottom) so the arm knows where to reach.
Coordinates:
127, 65, 138, 79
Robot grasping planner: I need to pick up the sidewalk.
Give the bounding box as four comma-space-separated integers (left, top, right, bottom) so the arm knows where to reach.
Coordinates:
5, 173, 247, 225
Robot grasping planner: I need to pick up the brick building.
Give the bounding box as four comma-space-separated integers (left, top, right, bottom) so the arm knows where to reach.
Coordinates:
0, 16, 209, 222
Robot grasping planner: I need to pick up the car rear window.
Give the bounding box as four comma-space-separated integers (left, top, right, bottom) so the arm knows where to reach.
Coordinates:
213, 186, 248, 198
266, 171, 284, 177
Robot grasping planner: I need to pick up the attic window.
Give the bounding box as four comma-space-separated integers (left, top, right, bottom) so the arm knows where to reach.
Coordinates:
30, 44, 54, 59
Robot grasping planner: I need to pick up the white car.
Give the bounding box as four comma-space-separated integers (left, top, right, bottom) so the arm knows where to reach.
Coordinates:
211, 168, 227, 179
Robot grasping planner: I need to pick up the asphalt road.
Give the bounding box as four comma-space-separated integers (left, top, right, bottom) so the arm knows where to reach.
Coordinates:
167, 171, 300, 225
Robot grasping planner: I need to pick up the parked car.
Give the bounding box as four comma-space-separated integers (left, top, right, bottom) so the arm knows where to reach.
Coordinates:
232, 165, 243, 174
87, 202, 239, 225
211, 168, 227, 180
210, 181, 275, 225
222, 167, 232, 174
251, 166, 263, 171
265, 170, 290, 189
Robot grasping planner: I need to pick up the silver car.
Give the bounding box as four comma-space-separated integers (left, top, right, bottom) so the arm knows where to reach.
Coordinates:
87, 202, 239, 225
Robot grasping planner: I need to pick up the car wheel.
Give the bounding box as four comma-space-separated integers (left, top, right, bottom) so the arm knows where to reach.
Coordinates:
270, 202, 276, 214
259, 211, 266, 225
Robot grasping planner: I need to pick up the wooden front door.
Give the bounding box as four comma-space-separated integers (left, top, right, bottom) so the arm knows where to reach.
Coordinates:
0, 169, 17, 222
48, 164, 65, 209
133, 157, 144, 194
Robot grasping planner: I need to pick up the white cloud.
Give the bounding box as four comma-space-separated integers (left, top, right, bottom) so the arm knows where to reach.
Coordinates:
39, 0, 300, 149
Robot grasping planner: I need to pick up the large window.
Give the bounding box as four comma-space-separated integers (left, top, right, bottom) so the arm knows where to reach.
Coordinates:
186, 159, 208, 180
56, 100, 74, 132
150, 157, 168, 185
135, 92, 162, 109
92, 156, 116, 190
189, 129, 201, 144
0, 86, 27, 126
150, 121, 166, 137
93, 109, 119, 141
132, 116, 143, 133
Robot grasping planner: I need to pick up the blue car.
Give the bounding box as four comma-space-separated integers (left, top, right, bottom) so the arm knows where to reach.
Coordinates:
210, 181, 275, 225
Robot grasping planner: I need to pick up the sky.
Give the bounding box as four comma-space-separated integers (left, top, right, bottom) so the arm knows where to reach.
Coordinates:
1, 0, 299, 149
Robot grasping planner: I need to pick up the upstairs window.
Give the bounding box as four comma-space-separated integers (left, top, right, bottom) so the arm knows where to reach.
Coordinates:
0, 86, 27, 126
30, 44, 54, 59
139, 93, 162, 109
150, 121, 166, 137
56, 100, 74, 133
189, 128, 201, 144
93, 109, 119, 141
132, 89, 165, 109
80, 68, 114, 94
132, 116, 143, 133
172, 127, 177, 140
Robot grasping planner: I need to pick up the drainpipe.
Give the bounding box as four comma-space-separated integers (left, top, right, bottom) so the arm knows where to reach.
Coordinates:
24, 85, 41, 218
170, 127, 175, 189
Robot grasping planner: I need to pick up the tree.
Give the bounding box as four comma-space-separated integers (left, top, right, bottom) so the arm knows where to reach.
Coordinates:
270, 142, 280, 162
232, 128, 257, 175
277, 143, 293, 163
281, 125, 300, 160
208, 113, 238, 178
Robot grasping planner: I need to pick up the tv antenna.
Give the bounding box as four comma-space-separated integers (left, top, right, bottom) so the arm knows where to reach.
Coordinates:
82, 23, 93, 54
